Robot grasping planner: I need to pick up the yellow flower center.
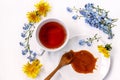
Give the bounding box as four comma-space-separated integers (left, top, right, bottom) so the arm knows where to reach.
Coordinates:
97, 45, 110, 58
23, 59, 42, 78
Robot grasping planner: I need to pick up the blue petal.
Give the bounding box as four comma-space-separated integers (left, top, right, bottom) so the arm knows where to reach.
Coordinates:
79, 10, 87, 17
21, 33, 26, 38
23, 23, 29, 30
22, 49, 28, 55
103, 29, 109, 34
22, 50, 25, 55
72, 15, 78, 20
67, 7, 72, 13
108, 30, 113, 39
85, 3, 94, 11
79, 40, 85, 46
85, 18, 90, 24
30, 50, 33, 53
25, 49, 28, 53
19, 42, 24, 46
33, 52, 37, 57
86, 42, 92, 46
27, 56, 34, 62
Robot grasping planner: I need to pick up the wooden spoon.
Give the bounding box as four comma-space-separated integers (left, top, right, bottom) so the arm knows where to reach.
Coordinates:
44, 50, 73, 80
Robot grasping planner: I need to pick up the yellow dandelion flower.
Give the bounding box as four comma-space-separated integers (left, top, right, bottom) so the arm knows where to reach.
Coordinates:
27, 11, 41, 23
23, 59, 42, 78
35, 0, 51, 16
98, 45, 110, 58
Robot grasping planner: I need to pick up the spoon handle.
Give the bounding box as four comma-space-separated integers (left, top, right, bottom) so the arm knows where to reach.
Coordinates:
44, 65, 61, 80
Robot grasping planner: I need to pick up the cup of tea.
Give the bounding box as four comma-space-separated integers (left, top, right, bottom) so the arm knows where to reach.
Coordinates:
36, 18, 69, 52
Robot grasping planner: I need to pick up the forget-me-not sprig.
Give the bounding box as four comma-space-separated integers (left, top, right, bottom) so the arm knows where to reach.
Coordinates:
67, 3, 117, 39
20, 23, 37, 61
67, 7, 82, 20
79, 39, 92, 46
79, 34, 101, 46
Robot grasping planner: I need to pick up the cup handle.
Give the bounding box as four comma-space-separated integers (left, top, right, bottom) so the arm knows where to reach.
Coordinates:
38, 49, 46, 56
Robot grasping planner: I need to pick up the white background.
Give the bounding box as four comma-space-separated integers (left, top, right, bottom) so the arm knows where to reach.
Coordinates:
0, 0, 120, 80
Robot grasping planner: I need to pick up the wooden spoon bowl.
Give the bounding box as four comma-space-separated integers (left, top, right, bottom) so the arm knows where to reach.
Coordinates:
44, 50, 73, 80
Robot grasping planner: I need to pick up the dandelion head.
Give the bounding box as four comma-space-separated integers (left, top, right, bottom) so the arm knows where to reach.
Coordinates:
27, 11, 41, 23
35, 0, 51, 16
23, 59, 42, 78
97, 45, 110, 58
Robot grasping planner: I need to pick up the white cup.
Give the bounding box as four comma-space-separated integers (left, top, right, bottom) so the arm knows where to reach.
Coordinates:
36, 18, 69, 52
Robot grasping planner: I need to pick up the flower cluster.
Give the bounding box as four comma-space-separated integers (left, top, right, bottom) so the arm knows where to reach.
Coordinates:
67, 3, 117, 39
79, 34, 101, 46
27, 0, 51, 23
23, 59, 42, 78
20, 0, 51, 78
20, 0, 51, 61
97, 44, 112, 58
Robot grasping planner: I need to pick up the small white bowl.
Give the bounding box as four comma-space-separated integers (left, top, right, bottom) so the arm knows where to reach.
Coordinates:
36, 18, 69, 52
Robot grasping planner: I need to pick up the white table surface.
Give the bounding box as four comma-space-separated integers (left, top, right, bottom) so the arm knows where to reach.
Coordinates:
0, 0, 120, 80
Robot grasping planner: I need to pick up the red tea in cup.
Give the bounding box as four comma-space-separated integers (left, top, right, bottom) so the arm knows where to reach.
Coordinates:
36, 18, 69, 51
